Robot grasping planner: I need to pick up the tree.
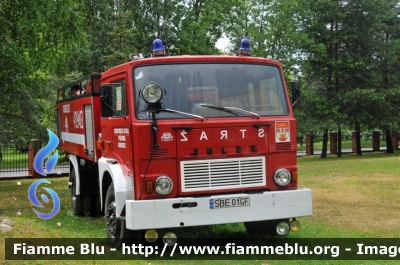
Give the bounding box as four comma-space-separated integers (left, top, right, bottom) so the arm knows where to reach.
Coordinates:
104, 8, 136, 68
368, 0, 400, 153
297, 0, 345, 157
176, 0, 237, 55
0, 0, 83, 142
224, 0, 304, 77
299, 0, 400, 156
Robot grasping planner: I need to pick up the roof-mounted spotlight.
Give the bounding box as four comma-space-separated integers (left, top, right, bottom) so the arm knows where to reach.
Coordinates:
140, 82, 164, 149
238, 36, 251, 56
152, 37, 166, 57
141, 83, 163, 104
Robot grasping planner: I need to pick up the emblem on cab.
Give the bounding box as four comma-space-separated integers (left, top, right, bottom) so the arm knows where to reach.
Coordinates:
276, 121, 290, 142
161, 132, 173, 141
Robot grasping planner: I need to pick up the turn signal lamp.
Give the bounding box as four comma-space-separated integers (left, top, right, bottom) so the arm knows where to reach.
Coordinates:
291, 171, 298, 182
96, 140, 104, 150
146, 181, 153, 194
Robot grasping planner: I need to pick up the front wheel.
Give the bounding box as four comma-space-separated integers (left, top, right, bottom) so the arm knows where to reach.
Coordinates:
105, 183, 142, 248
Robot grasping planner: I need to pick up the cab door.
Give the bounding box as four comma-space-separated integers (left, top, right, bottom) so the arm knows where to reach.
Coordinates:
100, 73, 133, 175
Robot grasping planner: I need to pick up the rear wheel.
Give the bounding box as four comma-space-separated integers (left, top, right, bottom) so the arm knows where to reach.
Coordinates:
70, 167, 91, 216
105, 182, 142, 249
244, 219, 289, 237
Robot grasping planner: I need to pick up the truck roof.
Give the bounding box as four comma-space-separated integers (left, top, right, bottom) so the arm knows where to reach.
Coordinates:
102, 55, 283, 80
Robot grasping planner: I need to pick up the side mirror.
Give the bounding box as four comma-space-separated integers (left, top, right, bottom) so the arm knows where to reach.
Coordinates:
291, 80, 300, 109
100, 85, 113, 117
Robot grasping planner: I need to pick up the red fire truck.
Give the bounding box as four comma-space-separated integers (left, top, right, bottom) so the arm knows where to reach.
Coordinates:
56, 38, 312, 248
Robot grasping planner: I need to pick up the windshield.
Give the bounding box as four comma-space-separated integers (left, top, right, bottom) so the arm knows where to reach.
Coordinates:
134, 63, 289, 119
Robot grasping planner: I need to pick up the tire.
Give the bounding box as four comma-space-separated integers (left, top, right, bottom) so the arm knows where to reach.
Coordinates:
244, 219, 289, 237
105, 182, 142, 249
71, 167, 91, 216
92, 194, 102, 217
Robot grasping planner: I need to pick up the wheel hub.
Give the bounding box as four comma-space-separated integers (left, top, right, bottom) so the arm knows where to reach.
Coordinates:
71, 184, 76, 210
106, 202, 119, 238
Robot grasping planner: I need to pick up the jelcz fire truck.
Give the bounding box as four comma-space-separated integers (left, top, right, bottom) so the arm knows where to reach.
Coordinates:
56, 38, 312, 248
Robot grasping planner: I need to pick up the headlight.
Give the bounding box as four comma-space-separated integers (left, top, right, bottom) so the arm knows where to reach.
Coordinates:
155, 176, 173, 195
273, 169, 291, 186
142, 83, 163, 103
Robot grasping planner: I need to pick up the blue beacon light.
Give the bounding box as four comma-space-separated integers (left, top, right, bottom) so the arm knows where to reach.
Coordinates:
152, 38, 165, 57
239, 37, 251, 56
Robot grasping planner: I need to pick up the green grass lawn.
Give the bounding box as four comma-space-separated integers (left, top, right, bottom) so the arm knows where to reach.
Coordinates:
1, 152, 400, 264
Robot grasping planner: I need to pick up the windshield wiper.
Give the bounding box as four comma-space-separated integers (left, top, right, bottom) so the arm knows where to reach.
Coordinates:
143, 109, 204, 120
199, 104, 260, 118
164, 109, 204, 120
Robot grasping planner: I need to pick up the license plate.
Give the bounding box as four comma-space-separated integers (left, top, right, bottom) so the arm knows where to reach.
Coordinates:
210, 196, 250, 209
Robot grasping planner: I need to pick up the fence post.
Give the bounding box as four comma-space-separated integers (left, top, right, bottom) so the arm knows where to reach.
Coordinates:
28, 139, 41, 177
373, 131, 380, 151
352, 131, 357, 152
392, 131, 399, 150
330, 131, 337, 154
306, 133, 314, 155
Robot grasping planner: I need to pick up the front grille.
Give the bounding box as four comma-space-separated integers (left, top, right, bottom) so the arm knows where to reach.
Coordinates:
180, 156, 266, 192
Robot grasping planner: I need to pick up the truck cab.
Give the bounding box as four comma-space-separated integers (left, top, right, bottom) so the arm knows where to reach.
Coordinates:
56, 38, 312, 248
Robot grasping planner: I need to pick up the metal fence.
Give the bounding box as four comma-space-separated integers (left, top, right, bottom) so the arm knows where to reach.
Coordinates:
0, 145, 29, 175
0, 133, 69, 177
